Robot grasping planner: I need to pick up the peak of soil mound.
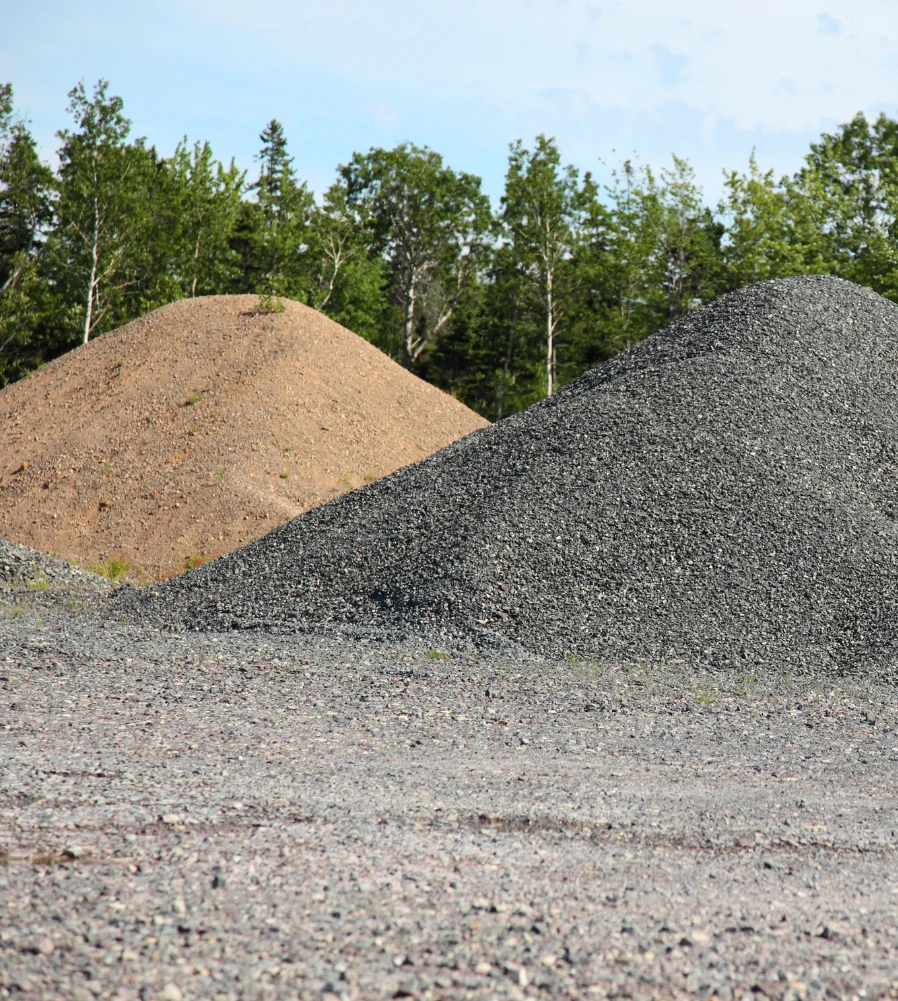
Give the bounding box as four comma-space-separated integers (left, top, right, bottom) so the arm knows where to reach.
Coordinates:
121, 275, 898, 675
0, 295, 488, 580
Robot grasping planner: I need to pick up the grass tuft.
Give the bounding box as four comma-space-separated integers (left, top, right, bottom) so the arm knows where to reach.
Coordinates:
256, 293, 286, 315
91, 557, 131, 582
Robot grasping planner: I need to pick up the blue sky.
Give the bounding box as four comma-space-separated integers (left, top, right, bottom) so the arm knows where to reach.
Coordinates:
3, 0, 898, 209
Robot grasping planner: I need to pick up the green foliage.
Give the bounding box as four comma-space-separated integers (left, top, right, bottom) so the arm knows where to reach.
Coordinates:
90, 556, 131, 582
4, 78, 898, 424
0, 84, 56, 384
255, 292, 285, 314
341, 142, 492, 367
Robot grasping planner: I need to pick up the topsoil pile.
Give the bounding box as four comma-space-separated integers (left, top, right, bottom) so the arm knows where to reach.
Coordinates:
120, 276, 898, 674
0, 295, 488, 580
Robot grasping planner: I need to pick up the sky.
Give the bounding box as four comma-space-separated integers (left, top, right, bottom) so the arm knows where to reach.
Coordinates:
3, 0, 898, 209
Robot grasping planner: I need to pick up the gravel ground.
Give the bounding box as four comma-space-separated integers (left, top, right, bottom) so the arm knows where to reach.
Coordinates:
0, 540, 109, 589
2, 586, 898, 1001
117, 276, 898, 678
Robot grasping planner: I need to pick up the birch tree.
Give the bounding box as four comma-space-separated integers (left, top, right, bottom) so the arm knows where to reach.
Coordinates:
53, 80, 142, 343
341, 143, 491, 366
501, 136, 580, 397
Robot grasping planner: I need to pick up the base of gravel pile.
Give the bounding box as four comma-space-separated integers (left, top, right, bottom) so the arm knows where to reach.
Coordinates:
2, 598, 898, 1001
0, 538, 109, 590
118, 276, 898, 677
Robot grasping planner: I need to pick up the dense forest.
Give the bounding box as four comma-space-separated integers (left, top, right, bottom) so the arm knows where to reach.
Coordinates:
2, 79, 898, 417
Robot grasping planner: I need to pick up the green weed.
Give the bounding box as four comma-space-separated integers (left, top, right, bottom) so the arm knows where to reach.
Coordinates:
91, 557, 131, 582
25, 573, 49, 591
185, 396, 201, 407
256, 293, 286, 315
279, 472, 289, 480
423, 650, 450, 661
695, 683, 718, 706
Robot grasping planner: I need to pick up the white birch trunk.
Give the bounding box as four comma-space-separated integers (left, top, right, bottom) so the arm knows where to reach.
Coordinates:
82, 194, 100, 345
191, 232, 201, 297
404, 272, 417, 363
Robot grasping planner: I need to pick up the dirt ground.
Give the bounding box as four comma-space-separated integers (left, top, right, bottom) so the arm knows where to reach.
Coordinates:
0, 296, 487, 580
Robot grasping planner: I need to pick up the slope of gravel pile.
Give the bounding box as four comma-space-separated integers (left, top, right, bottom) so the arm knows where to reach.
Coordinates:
0, 538, 109, 589
118, 276, 898, 675
0, 295, 487, 580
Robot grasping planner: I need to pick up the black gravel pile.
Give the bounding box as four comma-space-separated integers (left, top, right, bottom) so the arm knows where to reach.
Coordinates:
116, 276, 898, 674
0, 539, 108, 589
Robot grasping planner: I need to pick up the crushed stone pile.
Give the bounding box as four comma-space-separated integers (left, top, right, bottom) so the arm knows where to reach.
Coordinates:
118, 276, 898, 674
0, 538, 108, 589
0, 295, 487, 580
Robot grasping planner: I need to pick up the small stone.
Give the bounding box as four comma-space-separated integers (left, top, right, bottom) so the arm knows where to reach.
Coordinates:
62, 846, 85, 859
173, 897, 187, 916
159, 985, 183, 1001
161, 814, 184, 825
539, 954, 557, 967
762, 857, 787, 871
23, 936, 54, 955
474, 962, 492, 975
70, 990, 93, 1001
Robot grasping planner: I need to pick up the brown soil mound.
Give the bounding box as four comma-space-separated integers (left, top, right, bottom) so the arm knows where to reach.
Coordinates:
0, 295, 488, 580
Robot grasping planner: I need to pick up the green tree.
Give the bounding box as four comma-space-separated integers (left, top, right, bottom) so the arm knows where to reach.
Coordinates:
0, 83, 56, 383
252, 119, 313, 297
790, 112, 898, 299
641, 154, 724, 322
718, 150, 827, 288
501, 135, 581, 396
168, 139, 245, 297
341, 143, 492, 367
303, 176, 394, 345
49, 80, 148, 343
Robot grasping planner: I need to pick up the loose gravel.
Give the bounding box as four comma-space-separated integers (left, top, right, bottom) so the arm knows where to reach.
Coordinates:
120, 276, 898, 677
0, 539, 109, 590
2, 592, 898, 1000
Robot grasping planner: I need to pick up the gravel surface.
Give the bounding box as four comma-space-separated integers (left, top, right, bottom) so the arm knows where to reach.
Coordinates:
117, 276, 898, 676
2, 590, 898, 1000
0, 539, 109, 590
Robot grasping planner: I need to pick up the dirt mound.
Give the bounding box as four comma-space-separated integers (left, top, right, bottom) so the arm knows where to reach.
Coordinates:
121, 276, 898, 675
0, 295, 488, 580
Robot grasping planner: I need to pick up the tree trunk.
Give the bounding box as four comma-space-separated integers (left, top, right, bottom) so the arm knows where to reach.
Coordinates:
82, 195, 100, 345
403, 272, 417, 365
191, 232, 201, 297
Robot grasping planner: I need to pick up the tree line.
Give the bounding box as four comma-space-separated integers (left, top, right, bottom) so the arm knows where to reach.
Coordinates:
2, 79, 898, 417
